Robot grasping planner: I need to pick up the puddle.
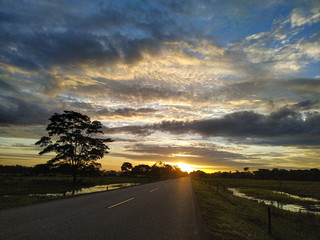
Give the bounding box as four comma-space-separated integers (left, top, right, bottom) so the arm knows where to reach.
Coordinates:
4, 183, 139, 198
228, 188, 320, 215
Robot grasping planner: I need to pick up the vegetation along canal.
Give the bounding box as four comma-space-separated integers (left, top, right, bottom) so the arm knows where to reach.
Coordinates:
228, 188, 320, 215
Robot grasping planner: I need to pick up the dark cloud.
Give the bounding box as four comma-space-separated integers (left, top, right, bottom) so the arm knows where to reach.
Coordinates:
238, 136, 320, 147
154, 108, 317, 137
97, 107, 157, 117
54, 95, 159, 118
104, 108, 320, 145
103, 125, 154, 137
291, 100, 317, 110
0, 79, 17, 93
0, 1, 184, 72
0, 142, 38, 150
0, 95, 53, 125
0, 125, 47, 139
1, 30, 121, 71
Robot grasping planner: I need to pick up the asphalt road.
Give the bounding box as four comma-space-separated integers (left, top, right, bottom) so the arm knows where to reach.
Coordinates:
0, 177, 210, 240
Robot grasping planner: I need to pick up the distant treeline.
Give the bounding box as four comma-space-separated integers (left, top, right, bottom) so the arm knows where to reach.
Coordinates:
0, 164, 102, 176
119, 161, 188, 178
191, 168, 320, 181
0, 161, 188, 179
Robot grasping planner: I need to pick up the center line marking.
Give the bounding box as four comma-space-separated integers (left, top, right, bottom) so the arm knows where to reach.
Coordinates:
108, 197, 135, 208
149, 188, 159, 192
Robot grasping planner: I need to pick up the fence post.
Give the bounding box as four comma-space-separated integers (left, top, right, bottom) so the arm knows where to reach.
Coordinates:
268, 207, 272, 234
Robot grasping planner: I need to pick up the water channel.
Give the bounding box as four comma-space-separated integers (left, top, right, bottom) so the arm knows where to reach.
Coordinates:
228, 188, 320, 215
5, 183, 139, 199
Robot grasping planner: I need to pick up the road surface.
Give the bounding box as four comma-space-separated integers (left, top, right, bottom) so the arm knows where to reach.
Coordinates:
0, 177, 210, 239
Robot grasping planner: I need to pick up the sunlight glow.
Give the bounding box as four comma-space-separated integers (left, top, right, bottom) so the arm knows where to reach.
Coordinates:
176, 162, 197, 173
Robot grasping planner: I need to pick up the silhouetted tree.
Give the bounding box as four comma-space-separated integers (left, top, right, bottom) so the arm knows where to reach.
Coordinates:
131, 164, 151, 176
33, 164, 51, 174
121, 162, 133, 174
149, 161, 166, 177
103, 170, 118, 177
0, 165, 32, 175
190, 170, 206, 179
35, 110, 113, 183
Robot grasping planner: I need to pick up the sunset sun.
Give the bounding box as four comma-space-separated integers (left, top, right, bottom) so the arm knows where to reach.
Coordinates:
176, 163, 196, 173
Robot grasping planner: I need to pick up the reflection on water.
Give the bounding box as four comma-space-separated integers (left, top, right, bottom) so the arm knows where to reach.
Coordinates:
274, 191, 320, 202
3, 183, 138, 198
228, 188, 320, 215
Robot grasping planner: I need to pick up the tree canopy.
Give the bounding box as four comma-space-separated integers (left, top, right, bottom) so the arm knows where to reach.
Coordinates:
35, 110, 113, 182
121, 162, 133, 173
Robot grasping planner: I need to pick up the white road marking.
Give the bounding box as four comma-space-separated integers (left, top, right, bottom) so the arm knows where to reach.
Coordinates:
108, 197, 135, 208
149, 188, 159, 192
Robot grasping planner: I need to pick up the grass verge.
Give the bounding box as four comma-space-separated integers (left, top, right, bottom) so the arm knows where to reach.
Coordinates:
192, 179, 320, 240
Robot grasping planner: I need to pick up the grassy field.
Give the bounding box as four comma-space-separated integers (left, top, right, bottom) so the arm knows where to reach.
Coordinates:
0, 175, 156, 209
192, 178, 320, 240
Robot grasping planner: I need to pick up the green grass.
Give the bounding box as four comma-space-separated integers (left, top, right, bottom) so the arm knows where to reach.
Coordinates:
192, 179, 320, 240
0, 175, 157, 209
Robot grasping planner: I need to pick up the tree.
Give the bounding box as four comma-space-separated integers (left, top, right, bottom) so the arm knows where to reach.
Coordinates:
131, 164, 151, 176
35, 110, 113, 183
121, 162, 133, 174
149, 161, 166, 178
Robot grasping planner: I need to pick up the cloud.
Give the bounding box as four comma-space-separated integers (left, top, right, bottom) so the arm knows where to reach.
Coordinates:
104, 108, 320, 146
291, 100, 318, 110
0, 95, 53, 125
0, 78, 18, 93
71, 78, 197, 104
64, 76, 320, 112
0, 1, 186, 72
112, 143, 254, 168
290, 7, 320, 27
96, 107, 157, 117
0, 125, 47, 139
1, 30, 123, 71
297, 38, 320, 61
229, 6, 320, 76
163, 108, 319, 138
0, 0, 283, 98
0, 0, 319, 171
2, 0, 318, 110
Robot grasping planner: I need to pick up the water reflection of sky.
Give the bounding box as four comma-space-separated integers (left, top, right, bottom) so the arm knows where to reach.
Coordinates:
228, 188, 320, 215
59, 183, 139, 196
4, 183, 139, 199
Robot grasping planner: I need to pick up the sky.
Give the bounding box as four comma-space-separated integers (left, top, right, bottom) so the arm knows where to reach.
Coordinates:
0, 0, 319, 173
